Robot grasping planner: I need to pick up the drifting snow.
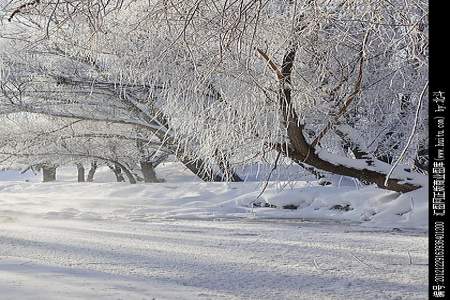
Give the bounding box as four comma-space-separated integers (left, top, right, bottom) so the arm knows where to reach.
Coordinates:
1, 162, 428, 229
0, 162, 428, 299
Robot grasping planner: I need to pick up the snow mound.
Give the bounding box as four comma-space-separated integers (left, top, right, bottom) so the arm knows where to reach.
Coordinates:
0, 178, 428, 230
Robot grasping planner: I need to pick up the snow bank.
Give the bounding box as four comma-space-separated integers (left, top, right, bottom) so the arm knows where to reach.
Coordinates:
165, 183, 428, 230
0, 174, 428, 231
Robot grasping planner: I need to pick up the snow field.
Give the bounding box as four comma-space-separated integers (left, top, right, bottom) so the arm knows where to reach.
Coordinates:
0, 163, 428, 299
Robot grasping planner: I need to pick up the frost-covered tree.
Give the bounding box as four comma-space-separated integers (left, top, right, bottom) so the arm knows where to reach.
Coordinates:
0, 10, 241, 182
0, 0, 428, 192
0, 114, 169, 183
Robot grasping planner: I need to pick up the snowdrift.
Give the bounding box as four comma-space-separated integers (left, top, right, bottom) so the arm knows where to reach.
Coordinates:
0, 163, 428, 230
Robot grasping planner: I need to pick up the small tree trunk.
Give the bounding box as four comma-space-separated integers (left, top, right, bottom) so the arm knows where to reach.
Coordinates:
42, 165, 57, 182
140, 161, 158, 183
214, 149, 243, 182
107, 162, 136, 184
87, 161, 98, 182
217, 159, 243, 182
121, 165, 137, 184
76, 163, 85, 182
108, 164, 126, 182
414, 144, 429, 173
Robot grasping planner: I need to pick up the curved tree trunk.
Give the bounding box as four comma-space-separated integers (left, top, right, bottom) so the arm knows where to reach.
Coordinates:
121, 165, 137, 184
107, 162, 137, 184
148, 104, 229, 183
180, 157, 224, 182
87, 161, 98, 182
108, 163, 126, 182
259, 24, 423, 193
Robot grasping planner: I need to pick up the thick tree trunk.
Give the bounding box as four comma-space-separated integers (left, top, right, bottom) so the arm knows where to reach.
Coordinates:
140, 161, 159, 183
262, 30, 423, 193
42, 165, 57, 182
135, 137, 160, 183
76, 163, 85, 182
296, 162, 324, 180
87, 161, 97, 182
281, 144, 419, 193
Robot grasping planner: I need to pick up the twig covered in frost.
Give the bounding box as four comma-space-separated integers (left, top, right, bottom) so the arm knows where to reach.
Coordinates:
351, 253, 383, 271
252, 151, 282, 206
313, 258, 336, 271
384, 81, 428, 187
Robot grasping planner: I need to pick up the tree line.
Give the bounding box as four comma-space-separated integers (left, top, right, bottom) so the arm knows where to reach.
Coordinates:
0, 0, 428, 192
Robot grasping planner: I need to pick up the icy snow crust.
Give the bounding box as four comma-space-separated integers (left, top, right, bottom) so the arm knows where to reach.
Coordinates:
0, 163, 428, 299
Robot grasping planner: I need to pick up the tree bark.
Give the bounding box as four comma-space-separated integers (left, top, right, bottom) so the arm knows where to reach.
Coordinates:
42, 165, 57, 182
121, 164, 137, 184
136, 136, 160, 183
214, 149, 243, 182
107, 163, 136, 184
281, 144, 419, 193
414, 145, 429, 173
87, 161, 98, 182
76, 163, 85, 182
260, 26, 423, 193
108, 163, 126, 182
180, 158, 224, 182
216, 158, 243, 182
140, 160, 159, 183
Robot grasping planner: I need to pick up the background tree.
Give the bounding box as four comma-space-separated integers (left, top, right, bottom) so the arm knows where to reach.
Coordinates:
0, 0, 428, 192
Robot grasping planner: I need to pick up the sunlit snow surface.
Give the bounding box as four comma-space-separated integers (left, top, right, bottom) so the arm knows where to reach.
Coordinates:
0, 163, 428, 299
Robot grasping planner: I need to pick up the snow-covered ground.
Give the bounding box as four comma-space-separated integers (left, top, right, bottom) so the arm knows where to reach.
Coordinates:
0, 163, 428, 299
